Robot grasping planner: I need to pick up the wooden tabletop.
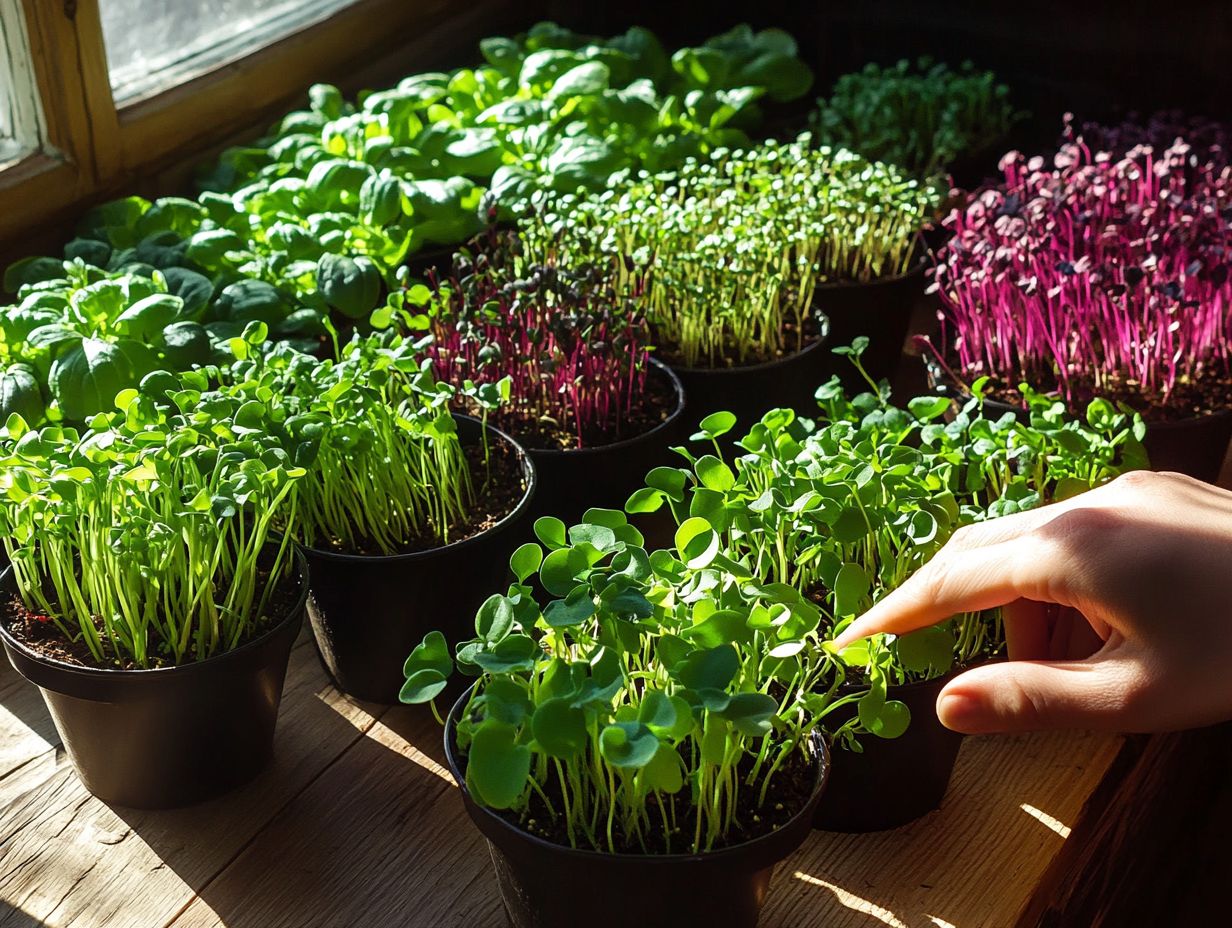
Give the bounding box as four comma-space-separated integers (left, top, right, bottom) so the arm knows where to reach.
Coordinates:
0, 628, 1124, 928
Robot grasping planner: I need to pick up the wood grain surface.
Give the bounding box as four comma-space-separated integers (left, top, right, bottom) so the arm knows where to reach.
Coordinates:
0, 632, 1123, 928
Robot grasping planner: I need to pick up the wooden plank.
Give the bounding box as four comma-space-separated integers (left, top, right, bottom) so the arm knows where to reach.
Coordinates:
763, 730, 1122, 927
1019, 723, 1232, 926
167, 705, 503, 928
0, 634, 387, 928
0, 654, 60, 782
163, 714, 1120, 928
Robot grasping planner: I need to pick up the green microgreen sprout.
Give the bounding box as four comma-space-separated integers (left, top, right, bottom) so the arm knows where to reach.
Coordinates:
813, 58, 1024, 179
625, 340, 1145, 743
0, 323, 310, 668
522, 136, 939, 369
236, 331, 485, 556
401, 508, 850, 855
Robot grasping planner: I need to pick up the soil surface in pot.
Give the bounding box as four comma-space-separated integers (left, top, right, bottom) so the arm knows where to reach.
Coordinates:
477, 369, 677, 453
930, 351, 1232, 422
2, 568, 302, 671
658, 314, 822, 372
495, 745, 818, 855
312, 434, 527, 557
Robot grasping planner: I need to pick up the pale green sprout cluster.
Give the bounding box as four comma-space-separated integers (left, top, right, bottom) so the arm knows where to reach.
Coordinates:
522, 136, 940, 369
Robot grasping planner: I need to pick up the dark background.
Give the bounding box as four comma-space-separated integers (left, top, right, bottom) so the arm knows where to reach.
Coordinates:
544, 0, 1232, 151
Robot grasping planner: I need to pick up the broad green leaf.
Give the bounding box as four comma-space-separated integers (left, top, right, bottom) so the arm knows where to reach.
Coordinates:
721, 692, 778, 737
598, 721, 659, 768
897, 625, 955, 677
833, 562, 870, 617
641, 743, 684, 793
509, 542, 543, 583
534, 515, 567, 549
475, 594, 515, 643
674, 516, 719, 569
316, 254, 382, 320
467, 720, 531, 808
531, 697, 588, 759
695, 454, 735, 491
673, 644, 739, 691
0, 364, 44, 426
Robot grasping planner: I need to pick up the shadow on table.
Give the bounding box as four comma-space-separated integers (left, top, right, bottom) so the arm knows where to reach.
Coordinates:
104, 659, 498, 927
0, 901, 48, 928
0, 659, 62, 749
0, 635, 498, 928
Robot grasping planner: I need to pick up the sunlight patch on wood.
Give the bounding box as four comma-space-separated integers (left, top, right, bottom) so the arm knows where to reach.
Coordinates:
793, 871, 909, 928
1021, 802, 1071, 838
397, 744, 454, 785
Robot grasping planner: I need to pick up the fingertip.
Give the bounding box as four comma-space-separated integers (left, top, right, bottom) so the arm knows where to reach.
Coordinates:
831, 628, 861, 650
937, 691, 992, 734
832, 616, 878, 650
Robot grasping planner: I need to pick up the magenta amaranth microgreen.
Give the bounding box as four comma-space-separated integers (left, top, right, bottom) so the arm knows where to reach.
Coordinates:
423, 232, 652, 450
929, 140, 1232, 417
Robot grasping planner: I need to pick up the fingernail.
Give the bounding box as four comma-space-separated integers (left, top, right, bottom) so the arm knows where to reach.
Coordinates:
937, 692, 986, 734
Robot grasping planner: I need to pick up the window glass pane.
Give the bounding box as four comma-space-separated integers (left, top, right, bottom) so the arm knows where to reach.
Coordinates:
100, 0, 362, 106
0, 0, 44, 168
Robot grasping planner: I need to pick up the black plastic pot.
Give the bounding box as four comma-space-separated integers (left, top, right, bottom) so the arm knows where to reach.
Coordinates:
670, 320, 830, 434
1140, 411, 1232, 484
0, 551, 307, 809
304, 418, 536, 704
813, 258, 927, 391
525, 359, 686, 528
444, 689, 831, 928
813, 668, 964, 833
924, 357, 1232, 484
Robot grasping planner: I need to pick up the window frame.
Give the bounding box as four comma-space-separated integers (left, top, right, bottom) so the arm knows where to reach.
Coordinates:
0, 0, 498, 250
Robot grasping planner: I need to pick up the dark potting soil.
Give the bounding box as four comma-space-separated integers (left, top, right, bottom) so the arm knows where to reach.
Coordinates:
655, 315, 822, 372
497, 745, 818, 856
317, 432, 527, 556
957, 368, 1232, 423
2, 568, 303, 671
496, 369, 677, 452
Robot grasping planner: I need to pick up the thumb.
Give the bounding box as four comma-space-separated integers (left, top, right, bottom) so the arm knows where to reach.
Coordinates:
936, 659, 1130, 734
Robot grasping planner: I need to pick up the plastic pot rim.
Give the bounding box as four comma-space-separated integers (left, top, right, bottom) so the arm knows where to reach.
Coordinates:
813, 240, 930, 293
443, 685, 831, 865
669, 314, 832, 379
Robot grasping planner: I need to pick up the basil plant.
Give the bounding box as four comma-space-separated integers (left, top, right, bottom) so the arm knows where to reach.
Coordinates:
0, 260, 229, 426
401, 508, 856, 855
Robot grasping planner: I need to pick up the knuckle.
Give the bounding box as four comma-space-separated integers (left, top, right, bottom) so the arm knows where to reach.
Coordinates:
1036, 506, 1119, 550
1006, 676, 1051, 729
1114, 469, 1156, 491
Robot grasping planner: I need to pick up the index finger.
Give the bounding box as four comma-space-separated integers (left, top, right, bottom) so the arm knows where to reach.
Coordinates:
831, 532, 1079, 649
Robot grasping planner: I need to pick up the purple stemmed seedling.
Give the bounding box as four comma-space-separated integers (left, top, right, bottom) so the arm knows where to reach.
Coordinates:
930, 140, 1232, 418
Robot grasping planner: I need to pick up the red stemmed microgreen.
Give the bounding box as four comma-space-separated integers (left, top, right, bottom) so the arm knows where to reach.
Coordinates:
1062, 110, 1229, 169
929, 141, 1232, 417
395, 230, 652, 451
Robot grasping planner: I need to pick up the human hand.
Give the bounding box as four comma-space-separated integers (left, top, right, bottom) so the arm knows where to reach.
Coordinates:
832, 471, 1232, 734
